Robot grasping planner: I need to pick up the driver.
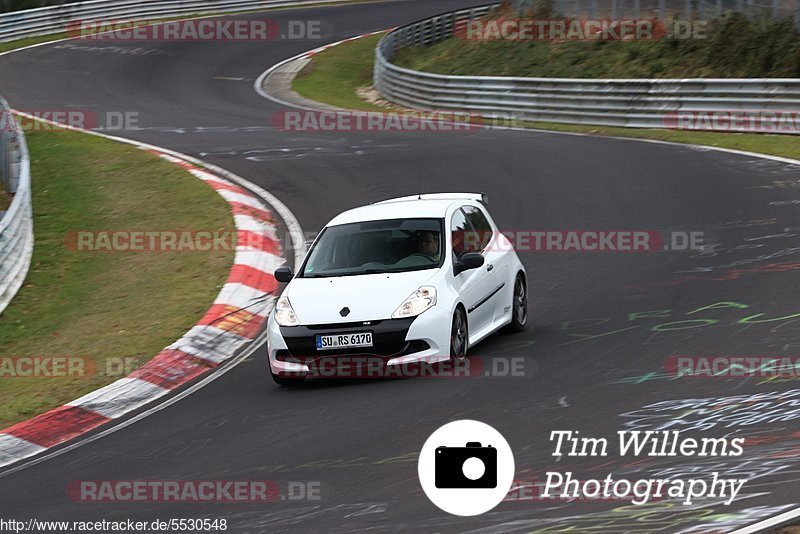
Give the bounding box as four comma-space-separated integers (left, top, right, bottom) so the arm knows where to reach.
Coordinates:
417, 230, 440, 261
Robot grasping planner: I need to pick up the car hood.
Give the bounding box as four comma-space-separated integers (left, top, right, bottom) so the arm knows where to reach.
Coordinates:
286, 270, 437, 325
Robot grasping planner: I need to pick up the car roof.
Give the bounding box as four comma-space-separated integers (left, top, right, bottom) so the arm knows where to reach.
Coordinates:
325, 194, 485, 227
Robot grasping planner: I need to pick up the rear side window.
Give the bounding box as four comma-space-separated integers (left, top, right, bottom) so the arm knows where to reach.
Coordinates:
450, 209, 471, 261
463, 205, 493, 252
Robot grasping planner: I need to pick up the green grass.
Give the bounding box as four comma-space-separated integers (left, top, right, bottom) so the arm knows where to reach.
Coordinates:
0, 123, 234, 427
495, 119, 800, 160
0, 33, 68, 55
292, 30, 800, 161
0, 187, 10, 210
293, 33, 387, 111
394, 8, 800, 78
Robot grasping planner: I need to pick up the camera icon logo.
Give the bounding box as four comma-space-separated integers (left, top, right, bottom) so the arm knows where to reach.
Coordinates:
418, 420, 515, 516
435, 442, 497, 489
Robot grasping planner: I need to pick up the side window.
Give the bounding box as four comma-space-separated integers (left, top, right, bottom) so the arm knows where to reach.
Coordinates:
463, 206, 493, 252
450, 208, 471, 261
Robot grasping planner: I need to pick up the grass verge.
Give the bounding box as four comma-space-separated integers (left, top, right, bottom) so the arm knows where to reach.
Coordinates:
0, 122, 234, 427
393, 4, 800, 79
292, 33, 386, 111
0, 33, 69, 55
292, 32, 800, 160
0, 187, 10, 211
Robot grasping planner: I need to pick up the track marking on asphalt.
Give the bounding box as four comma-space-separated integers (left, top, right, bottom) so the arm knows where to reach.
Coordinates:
252, 31, 800, 533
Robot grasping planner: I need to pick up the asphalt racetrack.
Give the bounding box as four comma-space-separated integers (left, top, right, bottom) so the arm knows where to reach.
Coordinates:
1, 0, 800, 531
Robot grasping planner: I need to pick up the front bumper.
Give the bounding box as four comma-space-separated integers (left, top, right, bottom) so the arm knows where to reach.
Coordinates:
267, 306, 451, 376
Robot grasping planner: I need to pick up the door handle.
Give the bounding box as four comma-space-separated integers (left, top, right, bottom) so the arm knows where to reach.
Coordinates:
486, 264, 494, 272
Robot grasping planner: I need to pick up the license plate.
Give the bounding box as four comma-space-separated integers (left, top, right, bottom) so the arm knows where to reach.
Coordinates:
316, 332, 373, 350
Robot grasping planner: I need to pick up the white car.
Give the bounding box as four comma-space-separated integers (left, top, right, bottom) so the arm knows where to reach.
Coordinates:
266, 193, 527, 385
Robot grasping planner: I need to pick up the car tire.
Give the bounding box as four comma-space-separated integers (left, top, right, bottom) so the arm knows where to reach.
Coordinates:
450, 306, 468, 361
271, 371, 306, 386
503, 273, 527, 333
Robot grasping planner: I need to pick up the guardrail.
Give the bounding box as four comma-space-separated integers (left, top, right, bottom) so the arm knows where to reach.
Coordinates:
0, 96, 33, 315
374, 4, 800, 132
0, 0, 352, 42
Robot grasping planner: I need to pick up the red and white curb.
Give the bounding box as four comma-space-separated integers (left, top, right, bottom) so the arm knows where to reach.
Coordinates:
0, 144, 287, 469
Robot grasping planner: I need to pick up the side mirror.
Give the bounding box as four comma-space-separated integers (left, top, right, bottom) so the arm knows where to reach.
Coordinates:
275, 266, 294, 283
454, 252, 484, 276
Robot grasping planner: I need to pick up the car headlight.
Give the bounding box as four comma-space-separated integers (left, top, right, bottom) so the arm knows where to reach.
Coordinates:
275, 296, 300, 327
392, 286, 437, 319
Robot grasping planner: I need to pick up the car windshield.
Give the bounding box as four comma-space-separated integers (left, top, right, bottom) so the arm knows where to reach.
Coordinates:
301, 218, 444, 277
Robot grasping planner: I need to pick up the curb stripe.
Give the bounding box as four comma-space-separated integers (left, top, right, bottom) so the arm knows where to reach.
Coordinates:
218, 190, 272, 211
129, 349, 215, 390
205, 179, 250, 196
237, 229, 280, 254
235, 213, 280, 235
214, 282, 271, 309
226, 264, 278, 293
167, 324, 252, 364
66, 378, 171, 419
229, 201, 275, 223
3, 406, 111, 448
198, 304, 266, 339
0, 146, 284, 467
0, 435, 45, 466
234, 249, 285, 272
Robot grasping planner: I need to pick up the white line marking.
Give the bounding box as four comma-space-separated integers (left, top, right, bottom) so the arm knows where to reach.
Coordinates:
729, 506, 800, 534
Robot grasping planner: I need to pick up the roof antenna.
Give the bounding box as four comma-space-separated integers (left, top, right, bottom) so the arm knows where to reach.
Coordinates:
417, 166, 422, 199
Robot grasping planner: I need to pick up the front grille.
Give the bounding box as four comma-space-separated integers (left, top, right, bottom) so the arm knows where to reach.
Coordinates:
276, 340, 431, 364
305, 320, 384, 330
279, 317, 418, 359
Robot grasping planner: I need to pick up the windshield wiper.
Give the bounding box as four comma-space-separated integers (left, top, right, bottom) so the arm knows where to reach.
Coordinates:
304, 267, 432, 278
304, 269, 387, 277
